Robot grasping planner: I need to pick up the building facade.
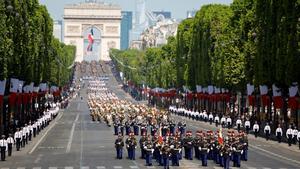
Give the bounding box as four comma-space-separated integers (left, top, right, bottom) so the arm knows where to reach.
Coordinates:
121, 11, 133, 50
187, 10, 197, 18
63, 1, 121, 62
53, 20, 63, 42
152, 11, 171, 20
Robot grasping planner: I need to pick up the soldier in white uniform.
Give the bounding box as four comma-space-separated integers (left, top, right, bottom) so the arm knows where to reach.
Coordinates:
208, 113, 214, 125
286, 125, 293, 146
226, 116, 232, 128
0, 135, 7, 161
214, 114, 220, 127
275, 124, 283, 143
14, 128, 22, 151
221, 116, 226, 128
236, 118, 242, 131
253, 121, 259, 138
28, 122, 33, 141
244, 119, 251, 134
6, 134, 14, 156
293, 128, 298, 144
264, 123, 271, 141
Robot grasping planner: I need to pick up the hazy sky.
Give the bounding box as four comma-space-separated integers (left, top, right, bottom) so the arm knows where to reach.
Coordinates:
39, 0, 233, 20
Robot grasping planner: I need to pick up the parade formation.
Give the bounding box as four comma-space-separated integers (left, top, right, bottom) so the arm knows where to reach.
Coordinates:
87, 78, 250, 169
0, 103, 61, 161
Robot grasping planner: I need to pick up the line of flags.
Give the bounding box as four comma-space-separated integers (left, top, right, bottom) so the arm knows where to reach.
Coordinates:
0, 78, 62, 106
247, 83, 299, 110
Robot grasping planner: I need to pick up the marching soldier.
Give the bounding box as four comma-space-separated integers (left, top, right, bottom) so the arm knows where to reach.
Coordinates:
286, 125, 293, 146
193, 131, 201, 159
28, 122, 33, 141
0, 135, 7, 161
113, 120, 119, 135
199, 136, 209, 166
221, 116, 226, 128
6, 134, 14, 156
244, 119, 251, 134
144, 137, 154, 166
232, 137, 243, 167
220, 138, 232, 169
170, 137, 181, 166
226, 116, 232, 128
115, 134, 124, 159
139, 133, 147, 159
125, 120, 131, 136
209, 112, 214, 125
14, 128, 22, 151
275, 124, 283, 143
253, 121, 259, 138
126, 133, 137, 160
161, 143, 171, 169
236, 118, 242, 132
183, 131, 193, 160
214, 114, 220, 127
264, 123, 271, 141
293, 128, 298, 144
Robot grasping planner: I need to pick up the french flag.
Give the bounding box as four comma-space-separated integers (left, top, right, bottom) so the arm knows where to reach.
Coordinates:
87, 28, 94, 51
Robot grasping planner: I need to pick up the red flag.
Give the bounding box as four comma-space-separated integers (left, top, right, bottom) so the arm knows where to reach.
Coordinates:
218, 128, 224, 145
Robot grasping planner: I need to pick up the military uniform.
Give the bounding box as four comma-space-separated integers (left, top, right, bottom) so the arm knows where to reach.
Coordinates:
126, 133, 137, 160
115, 135, 124, 159
0, 135, 7, 161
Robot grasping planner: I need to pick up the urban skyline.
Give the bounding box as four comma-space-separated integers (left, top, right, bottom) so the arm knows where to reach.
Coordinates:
39, 0, 233, 20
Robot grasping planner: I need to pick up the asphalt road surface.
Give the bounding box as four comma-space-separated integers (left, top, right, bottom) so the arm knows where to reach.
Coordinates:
1, 63, 300, 169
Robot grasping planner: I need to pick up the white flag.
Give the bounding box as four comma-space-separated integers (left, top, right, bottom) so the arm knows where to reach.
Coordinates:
247, 83, 254, 96
18, 80, 24, 93
289, 85, 298, 97
259, 85, 268, 95
0, 79, 6, 95
208, 85, 214, 95
33, 87, 40, 93
196, 85, 202, 93
272, 84, 281, 96
214, 87, 221, 94
29, 82, 34, 93
39, 83, 47, 92
10, 78, 19, 93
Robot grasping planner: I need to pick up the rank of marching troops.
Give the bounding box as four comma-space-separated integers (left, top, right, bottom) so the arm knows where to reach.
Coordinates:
169, 106, 300, 149
0, 103, 60, 161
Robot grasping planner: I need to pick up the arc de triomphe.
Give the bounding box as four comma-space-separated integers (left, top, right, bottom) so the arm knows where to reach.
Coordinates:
63, 2, 121, 62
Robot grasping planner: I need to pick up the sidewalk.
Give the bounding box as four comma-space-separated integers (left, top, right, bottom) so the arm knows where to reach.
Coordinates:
6, 109, 64, 158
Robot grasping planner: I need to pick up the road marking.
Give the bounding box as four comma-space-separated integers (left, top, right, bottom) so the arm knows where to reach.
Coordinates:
246, 167, 257, 169
129, 166, 138, 169
66, 114, 79, 153
17, 168, 25, 169
81, 167, 89, 169
113, 166, 123, 169
250, 144, 300, 165
146, 166, 156, 169
33, 167, 42, 169
65, 167, 73, 169
262, 168, 271, 169
96, 166, 106, 169
1, 168, 10, 169
49, 167, 57, 169
29, 111, 64, 154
